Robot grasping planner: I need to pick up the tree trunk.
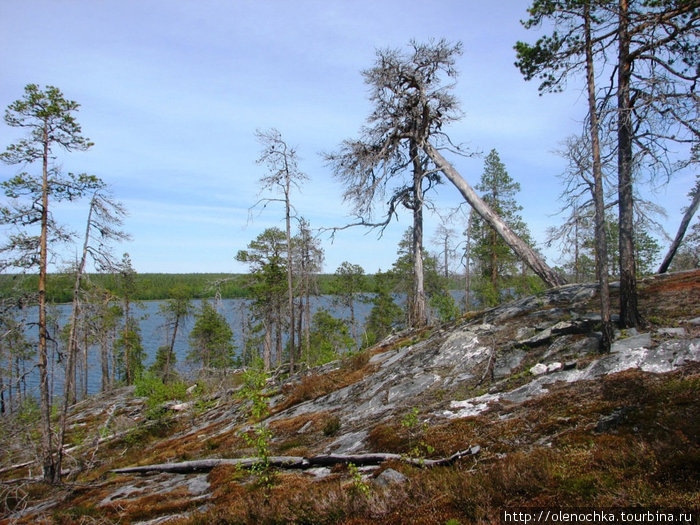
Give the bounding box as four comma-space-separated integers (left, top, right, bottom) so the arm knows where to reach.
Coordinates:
573, 206, 580, 282
123, 297, 131, 383
111, 447, 481, 475
585, 2, 614, 352
490, 228, 499, 295
658, 186, 700, 273
39, 122, 57, 484
263, 325, 272, 372
285, 180, 295, 374
465, 213, 472, 311
100, 334, 110, 392
304, 290, 311, 360
275, 306, 283, 367
411, 142, 428, 327
424, 143, 566, 288
617, 0, 641, 328
165, 314, 181, 381
110, 322, 116, 387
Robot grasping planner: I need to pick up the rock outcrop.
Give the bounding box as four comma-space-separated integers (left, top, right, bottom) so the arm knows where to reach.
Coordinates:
2, 270, 698, 524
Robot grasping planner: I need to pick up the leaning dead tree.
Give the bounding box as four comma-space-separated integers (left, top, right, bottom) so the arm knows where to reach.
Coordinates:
328, 40, 565, 296
658, 176, 700, 274
424, 144, 566, 287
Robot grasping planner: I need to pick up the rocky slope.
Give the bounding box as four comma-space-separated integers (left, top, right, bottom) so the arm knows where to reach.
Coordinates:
1, 270, 699, 524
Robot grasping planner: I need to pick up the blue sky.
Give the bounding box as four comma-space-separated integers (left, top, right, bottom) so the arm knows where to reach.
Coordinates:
0, 1, 693, 274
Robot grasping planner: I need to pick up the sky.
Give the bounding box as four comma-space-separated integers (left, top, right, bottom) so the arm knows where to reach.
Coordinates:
0, 0, 694, 275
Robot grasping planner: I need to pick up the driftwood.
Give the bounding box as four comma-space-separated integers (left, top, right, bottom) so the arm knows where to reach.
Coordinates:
111, 446, 480, 475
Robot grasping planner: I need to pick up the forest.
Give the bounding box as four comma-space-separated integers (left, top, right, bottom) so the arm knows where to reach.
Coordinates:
0, 0, 698, 487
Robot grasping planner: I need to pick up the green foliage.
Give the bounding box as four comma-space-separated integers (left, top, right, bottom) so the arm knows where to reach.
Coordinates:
151, 287, 193, 381
236, 228, 288, 367
16, 396, 41, 426
188, 299, 235, 369
134, 371, 187, 411
401, 407, 435, 462
392, 229, 448, 311
150, 345, 177, 381
469, 150, 538, 306
363, 271, 404, 346
0, 273, 252, 304
307, 309, 355, 365
331, 261, 367, 347
429, 290, 460, 323
237, 361, 275, 488
114, 317, 145, 384
1, 84, 93, 164
348, 462, 371, 498
0, 270, 462, 304
322, 415, 342, 437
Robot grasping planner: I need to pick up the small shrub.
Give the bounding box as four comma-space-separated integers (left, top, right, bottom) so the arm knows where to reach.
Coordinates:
323, 415, 342, 436
401, 408, 435, 461
237, 362, 275, 490
344, 349, 370, 371
348, 462, 371, 499
134, 371, 188, 419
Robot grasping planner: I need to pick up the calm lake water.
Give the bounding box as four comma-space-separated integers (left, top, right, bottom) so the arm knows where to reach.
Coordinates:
4, 295, 370, 398
7, 291, 465, 400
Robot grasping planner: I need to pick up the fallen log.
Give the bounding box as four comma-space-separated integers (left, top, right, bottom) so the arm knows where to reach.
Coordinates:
110, 446, 480, 475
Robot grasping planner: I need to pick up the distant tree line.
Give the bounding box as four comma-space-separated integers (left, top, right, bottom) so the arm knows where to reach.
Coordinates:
0, 271, 465, 304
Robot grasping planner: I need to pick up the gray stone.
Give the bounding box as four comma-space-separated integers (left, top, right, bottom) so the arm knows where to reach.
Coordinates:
434, 329, 489, 368
515, 327, 534, 340
493, 349, 526, 379
387, 373, 439, 404
297, 420, 313, 434
373, 468, 408, 488
547, 362, 563, 373
595, 406, 636, 433
305, 467, 332, 478
611, 332, 652, 353
445, 393, 502, 418
186, 475, 211, 496
563, 361, 577, 370
530, 363, 549, 376
545, 334, 601, 359
328, 430, 368, 454
657, 327, 686, 337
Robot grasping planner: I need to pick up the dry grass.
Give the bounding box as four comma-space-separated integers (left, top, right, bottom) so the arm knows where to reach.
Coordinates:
274, 352, 375, 414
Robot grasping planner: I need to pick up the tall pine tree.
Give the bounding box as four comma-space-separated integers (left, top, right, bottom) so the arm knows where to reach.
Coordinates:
471, 150, 534, 306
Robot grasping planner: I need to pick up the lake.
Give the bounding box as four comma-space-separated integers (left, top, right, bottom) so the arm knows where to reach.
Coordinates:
10, 292, 467, 399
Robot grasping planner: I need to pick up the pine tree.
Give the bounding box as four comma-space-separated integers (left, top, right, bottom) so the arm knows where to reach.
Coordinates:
470, 150, 534, 306
188, 299, 234, 370
363, 271, 403, 347
0, 84, 98, 482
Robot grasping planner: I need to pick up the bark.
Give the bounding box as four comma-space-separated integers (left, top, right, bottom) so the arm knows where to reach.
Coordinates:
410, 140, 428, 327
39, 121, 57, 484
263, 319, 272, 371
617, 0, 641, 328
443, 235, 449, 279
585, 3, 614, 352
100, 335, 110, 392
303, 255, 311, 360
424, 143, 566, 288
658, 187, 700, 274
111, 447, 481, 475
123, 297, 131, 383
285, 177, 295, 374
465, 213, 472, 311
